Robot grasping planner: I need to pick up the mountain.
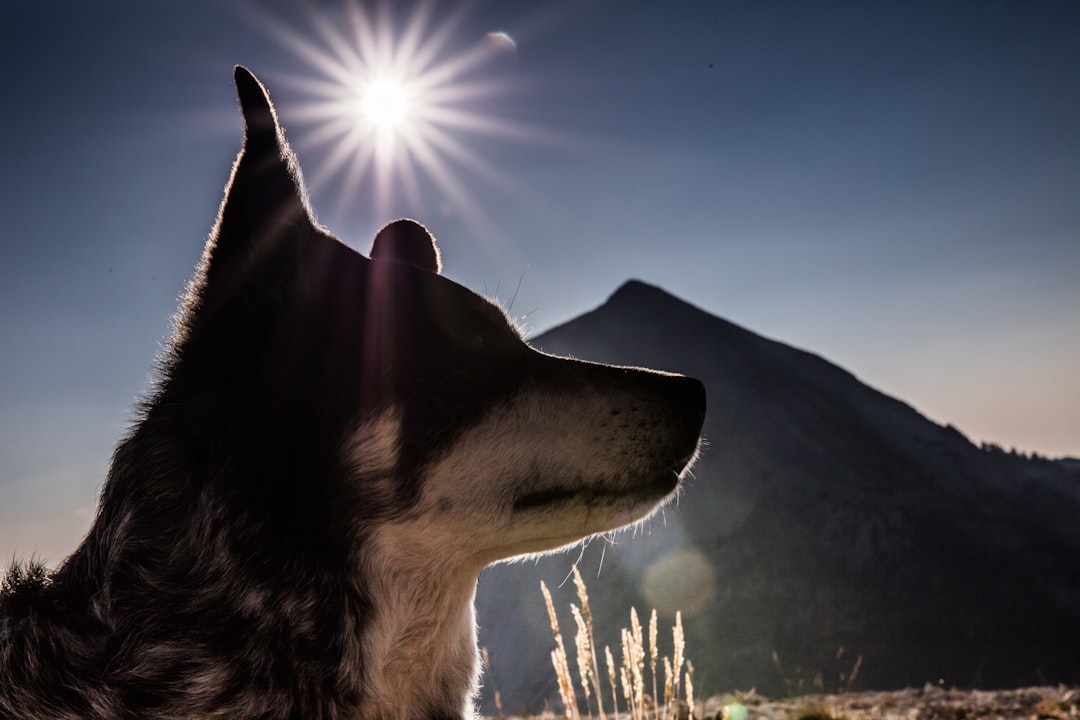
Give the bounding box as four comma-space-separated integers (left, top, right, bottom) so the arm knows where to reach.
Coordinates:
474, 280, 1080, 714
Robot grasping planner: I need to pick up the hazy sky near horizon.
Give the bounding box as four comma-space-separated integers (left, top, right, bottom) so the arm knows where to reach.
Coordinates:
2, 0, 1078, 562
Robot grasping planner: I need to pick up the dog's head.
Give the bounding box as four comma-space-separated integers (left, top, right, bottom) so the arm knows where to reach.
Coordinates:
166, 67, 704, 569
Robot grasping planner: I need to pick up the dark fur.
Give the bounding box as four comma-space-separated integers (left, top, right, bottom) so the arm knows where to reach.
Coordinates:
1, 68, 704, 719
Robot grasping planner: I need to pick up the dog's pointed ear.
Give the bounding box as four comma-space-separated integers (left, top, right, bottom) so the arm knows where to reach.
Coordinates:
370, 219, 442, 274
198, 67, 315, 305
219, 65, 310, 232
234, 65, 281, 152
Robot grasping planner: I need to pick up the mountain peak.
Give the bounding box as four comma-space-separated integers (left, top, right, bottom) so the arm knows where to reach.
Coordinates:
606, 279, 692, 313
533, 279, 728, 369
597, 279, 725, 333
608, 278, 666, 301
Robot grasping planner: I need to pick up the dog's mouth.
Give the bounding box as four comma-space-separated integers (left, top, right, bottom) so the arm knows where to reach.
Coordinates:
512, 468, 681, 513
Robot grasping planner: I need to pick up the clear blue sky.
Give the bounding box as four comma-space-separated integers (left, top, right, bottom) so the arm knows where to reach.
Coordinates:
2, 0, 1078, 562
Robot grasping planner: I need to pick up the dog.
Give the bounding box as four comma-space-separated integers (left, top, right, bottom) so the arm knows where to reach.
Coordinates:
0, 67, 705, 720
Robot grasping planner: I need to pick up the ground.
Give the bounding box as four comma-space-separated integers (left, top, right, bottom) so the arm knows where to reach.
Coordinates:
496, 685, 1080, 720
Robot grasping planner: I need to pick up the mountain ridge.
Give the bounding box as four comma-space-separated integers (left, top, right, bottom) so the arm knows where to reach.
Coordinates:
476, 280, 1080, 713
598, 280, 1058, 458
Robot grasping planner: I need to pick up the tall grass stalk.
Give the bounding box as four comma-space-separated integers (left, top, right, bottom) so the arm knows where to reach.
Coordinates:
541, 581, 579, 719
648, 610, 659, 720
573, 567, 608, 720
571, 604, 593, 718
605, 646, 619, 720
672, 611, 685, 715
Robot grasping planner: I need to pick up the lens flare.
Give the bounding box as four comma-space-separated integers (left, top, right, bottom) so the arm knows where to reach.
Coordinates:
640, 548, 716, 619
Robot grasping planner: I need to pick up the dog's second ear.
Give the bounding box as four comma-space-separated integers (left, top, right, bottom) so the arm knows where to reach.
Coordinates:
370, 219, 442, 274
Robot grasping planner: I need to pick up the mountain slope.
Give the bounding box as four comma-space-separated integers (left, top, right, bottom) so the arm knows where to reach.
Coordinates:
475, 280, 1080, 713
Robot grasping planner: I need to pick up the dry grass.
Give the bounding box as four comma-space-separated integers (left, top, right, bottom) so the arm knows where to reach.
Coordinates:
542, 567, 696, 720
771, 648, 863, 697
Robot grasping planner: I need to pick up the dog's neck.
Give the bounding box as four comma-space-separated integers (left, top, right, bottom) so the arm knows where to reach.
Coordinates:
353, 523, 483, 720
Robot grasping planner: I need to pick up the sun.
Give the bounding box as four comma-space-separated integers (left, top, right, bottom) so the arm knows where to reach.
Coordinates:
361, 79, 410, 129
247, 1, 536, 230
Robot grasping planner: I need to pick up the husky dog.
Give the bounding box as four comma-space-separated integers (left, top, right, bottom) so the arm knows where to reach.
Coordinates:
0, 67, 705, 719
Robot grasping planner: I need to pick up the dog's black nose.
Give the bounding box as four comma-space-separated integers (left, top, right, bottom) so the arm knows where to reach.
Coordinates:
656, 374, 706, 472
671, 375, 706, 427
684, 376, 707, 422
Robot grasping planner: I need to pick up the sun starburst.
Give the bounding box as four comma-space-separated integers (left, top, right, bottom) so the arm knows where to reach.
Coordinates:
361, 79, 411, 128
247, 1, 530, 232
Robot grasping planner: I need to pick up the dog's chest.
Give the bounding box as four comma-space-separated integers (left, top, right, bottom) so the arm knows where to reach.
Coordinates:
354, 603, 478, 720
354, 527, 482, 720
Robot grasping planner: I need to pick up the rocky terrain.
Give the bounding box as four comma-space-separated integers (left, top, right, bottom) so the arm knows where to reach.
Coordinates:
706, 685, 1079, 720
493, 685, 1079, 720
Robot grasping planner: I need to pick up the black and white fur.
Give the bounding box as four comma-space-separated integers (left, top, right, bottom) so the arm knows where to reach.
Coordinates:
0, 67, 705, 720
